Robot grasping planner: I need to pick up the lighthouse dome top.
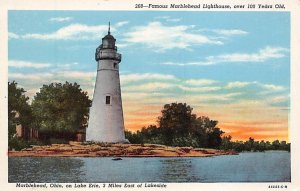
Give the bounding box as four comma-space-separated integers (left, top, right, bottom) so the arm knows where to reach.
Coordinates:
103, 33, 115, 40
100, 22, 116, 49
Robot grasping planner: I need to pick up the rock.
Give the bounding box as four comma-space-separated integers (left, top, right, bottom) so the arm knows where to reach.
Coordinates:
8, 143, 238, 157
74, 150, 89, 154
21, 148, 33, 151
96, 151, 109, 156
32, 146, 42, 149
112, 157, 122, 160
90, 146, 102, 152
179, 147, 192, 153
51, 144, 63, 147
69, 141, 82, 146
59, 147, 73, 152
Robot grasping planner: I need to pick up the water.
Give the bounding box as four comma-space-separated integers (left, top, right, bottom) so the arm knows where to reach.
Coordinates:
8, 151, 290, 182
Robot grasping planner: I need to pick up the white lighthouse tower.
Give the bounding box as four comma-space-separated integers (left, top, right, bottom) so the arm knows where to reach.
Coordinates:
87, 23, 127, 143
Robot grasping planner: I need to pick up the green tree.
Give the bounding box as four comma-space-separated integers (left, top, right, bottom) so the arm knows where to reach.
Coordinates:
140, 125, 163, 144
158, 103, 196, 145
125, 130, 143, 144
220, 135, 233, 150
258, 140, 267, 152
156, 102, 223, 148
8, 81, 32, 140
31, 82, 91, 141
265, 141, 272, 150
272, 140, 281, 150
196, 116, 223, 148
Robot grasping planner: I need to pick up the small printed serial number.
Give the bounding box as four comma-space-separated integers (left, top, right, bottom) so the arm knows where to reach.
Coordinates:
135, 4, 146, 8
135, 4, 168, 9
268, 185, 288, 189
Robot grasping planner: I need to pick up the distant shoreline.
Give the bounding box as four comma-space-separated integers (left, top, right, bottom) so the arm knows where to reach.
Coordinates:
8, 142, 237, 157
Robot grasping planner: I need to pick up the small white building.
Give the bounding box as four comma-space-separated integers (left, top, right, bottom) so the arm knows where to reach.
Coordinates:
86, 23, 127, 143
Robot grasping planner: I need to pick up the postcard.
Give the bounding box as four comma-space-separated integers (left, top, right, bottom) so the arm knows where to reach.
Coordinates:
1, 0, 300, 190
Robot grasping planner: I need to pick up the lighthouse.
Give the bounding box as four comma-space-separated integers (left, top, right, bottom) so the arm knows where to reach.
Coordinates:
87, 23, 127, 143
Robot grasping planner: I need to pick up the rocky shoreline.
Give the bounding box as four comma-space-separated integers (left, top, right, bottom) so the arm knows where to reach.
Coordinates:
8, 142, 237, 157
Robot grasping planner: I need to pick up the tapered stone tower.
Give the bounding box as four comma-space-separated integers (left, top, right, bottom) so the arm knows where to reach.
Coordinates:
87, 23, 126, 142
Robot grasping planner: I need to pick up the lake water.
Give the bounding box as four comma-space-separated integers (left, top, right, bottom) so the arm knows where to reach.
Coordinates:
8, 151, 290, 182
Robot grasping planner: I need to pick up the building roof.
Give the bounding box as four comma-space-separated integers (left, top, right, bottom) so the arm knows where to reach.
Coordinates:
103, 33, 115, 40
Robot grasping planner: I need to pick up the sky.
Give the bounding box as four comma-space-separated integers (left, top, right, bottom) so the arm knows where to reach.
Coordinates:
8, 11, 290, 141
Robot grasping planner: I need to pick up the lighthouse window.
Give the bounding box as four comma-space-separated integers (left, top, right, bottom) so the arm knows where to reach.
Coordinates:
106, 96, 111, 105
114, 63, 117, 68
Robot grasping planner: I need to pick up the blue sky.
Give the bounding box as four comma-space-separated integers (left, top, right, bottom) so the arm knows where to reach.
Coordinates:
8, 11, 290, 140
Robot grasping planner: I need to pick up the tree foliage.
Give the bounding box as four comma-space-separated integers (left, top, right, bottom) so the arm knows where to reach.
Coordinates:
126, 102, 224, 148
220, 137, 290, 152
125, 102, 290, 152
31, 82, 91, 140
8, 81, 32, 139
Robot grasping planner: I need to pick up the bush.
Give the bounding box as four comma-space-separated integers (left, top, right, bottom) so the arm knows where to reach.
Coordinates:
82, 141, 112, 147
48, 138, 69, 144
8, 137, 44, 151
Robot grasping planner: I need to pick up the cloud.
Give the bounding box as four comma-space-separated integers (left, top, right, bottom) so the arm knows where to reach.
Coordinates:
267, 95, 289, 104
9, 67, 287, 102
183, 92, 243, 102
121, 89, 285, 137
120, 73, 177, 84
21, 24, 107, 40
166, 18, 181, 22
259, 83, 285, 91
59, 71, 95, 79
9, 73, 54, 80
225, 81, 251, 89
8, 32, 20, 39
185, 79, 217, 86
225, 81, 286, 92
123, 22, 223, 51
162, 61, 212, 66
122, 92, 169, 101
49, 17, 73, 22
212, 29, 248, 36
120, 74, 287, 105
8, 60, 84, 71
124, 82, 175, 92
161, 46, 289, 66
154, 16, 170, 20
195, 28, 248, 37
9, 22, 127, 41
9, 60, 51, 69
155, 16, 181, 22
117, 43, 129, 48
207, 46, 288, 63
9, 70, 96, 99
9, 64, 288, 113
179, 85, 221, 92
115, 21, 129, 27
